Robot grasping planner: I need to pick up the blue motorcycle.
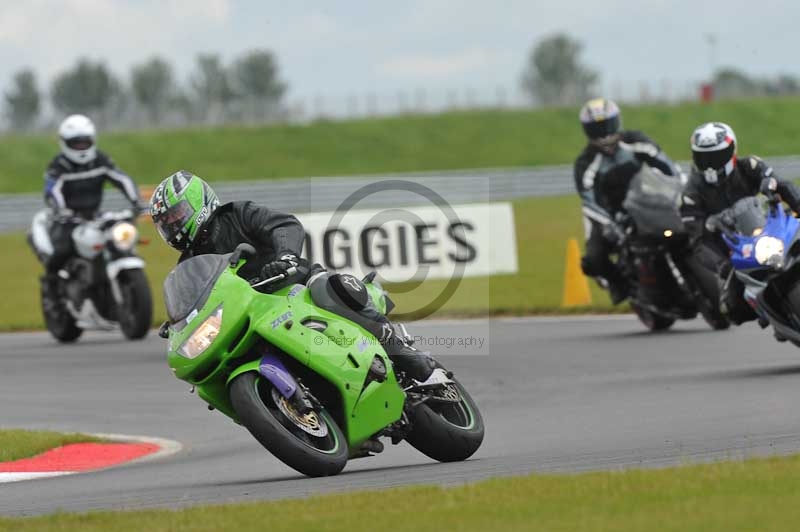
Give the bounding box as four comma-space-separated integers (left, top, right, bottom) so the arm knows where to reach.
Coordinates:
707, 192, 800, 344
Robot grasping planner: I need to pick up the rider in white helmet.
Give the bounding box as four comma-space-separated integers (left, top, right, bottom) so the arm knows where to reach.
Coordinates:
39, 114, 141, 290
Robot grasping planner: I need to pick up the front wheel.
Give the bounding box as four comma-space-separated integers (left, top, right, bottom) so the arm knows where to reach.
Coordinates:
229, 372, 349, 477
686, 263, 730, 330
698, 302, 730, 330
117, 269, 152, 340
405, 377, 484, 462
631, 303, 675, 331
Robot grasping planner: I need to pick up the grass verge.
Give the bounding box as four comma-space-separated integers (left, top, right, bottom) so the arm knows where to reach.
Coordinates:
3, 454, 800, 531
3, 96, 800, 193
0, 429, 100, 463
0, 195, 616, 331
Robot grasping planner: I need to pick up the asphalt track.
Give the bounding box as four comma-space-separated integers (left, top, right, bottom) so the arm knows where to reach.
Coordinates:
3, 315, 800, 516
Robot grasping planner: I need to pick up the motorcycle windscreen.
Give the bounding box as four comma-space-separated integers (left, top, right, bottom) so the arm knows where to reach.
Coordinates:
163, 254, 231, 326
727, 196, 768, 236
622, 166, 685, 237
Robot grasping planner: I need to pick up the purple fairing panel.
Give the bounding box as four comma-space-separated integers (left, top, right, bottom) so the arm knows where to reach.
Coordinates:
259, 353, 297, 399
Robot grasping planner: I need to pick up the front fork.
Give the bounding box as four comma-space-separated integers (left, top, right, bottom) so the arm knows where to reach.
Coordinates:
104, 252, 145, 305
664, 252, 689, 292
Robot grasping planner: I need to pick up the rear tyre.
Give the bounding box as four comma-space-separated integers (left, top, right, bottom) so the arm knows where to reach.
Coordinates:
229, 372, 348, 477
405, 377, 484, 462
117, 269, 152, 340
41, 279, 82, 343
631, 303, 675, 331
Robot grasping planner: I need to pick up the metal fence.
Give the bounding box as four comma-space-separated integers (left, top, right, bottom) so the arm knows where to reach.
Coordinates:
4, 156, 800, 233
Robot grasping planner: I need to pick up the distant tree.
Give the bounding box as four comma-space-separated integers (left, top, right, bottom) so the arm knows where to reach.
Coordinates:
4, 69, 40, 131
521, 33, 598, 106
51, 59, 124, 124
764, 74, 800, 96
232, 49, 287, 121
131, 57, 175, 125
190, 54, 236, 124
712, 68, 760, 99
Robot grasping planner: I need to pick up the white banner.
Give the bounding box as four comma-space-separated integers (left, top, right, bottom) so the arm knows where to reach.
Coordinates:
297, 203, 517, 282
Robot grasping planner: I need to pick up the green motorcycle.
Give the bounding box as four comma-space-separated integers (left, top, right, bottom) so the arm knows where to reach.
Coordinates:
163, 244, 484, 477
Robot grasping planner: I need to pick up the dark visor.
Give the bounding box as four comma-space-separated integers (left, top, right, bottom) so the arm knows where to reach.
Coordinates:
65, 136, 94, 150
693, 143, 734, 171
153, 199, 195, 244
582, 115, 620, 140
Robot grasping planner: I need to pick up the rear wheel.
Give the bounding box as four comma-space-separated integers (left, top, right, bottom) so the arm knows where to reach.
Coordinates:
117, 269, 152, 340
41, 278, 82, 343
229, 372, 348, 477
405, 377, 484, 462
631, 303, 675, 331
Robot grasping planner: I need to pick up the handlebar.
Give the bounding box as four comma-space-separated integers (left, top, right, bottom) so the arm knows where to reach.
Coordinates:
53, 208, 136, 225
705, 210, 741, 245
250, 266, 298, 288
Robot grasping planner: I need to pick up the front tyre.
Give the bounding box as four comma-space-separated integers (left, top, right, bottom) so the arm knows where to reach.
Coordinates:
698, 302, 730, 330
631, 303, 674, 331
41, 278, 82, 343
229, 372, 348, 477
405, 377, 484, 462
117, 269, 152, 340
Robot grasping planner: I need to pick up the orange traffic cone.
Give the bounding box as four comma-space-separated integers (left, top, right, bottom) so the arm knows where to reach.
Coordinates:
561, 238, 592, 307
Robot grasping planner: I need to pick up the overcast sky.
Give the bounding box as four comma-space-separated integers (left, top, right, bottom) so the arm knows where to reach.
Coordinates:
0, 0, 795, 105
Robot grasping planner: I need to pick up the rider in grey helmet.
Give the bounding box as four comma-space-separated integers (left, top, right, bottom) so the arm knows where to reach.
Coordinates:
574, 98, 679, 304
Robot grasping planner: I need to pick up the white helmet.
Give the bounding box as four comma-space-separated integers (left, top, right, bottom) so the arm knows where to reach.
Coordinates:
690, 122, 737, 185
58, 114, 97, 165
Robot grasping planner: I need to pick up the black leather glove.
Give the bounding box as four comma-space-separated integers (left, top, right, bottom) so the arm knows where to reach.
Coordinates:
133, 201, 148, 217
760, 177, 778, 195
705, 211, 734, 233
261, 254, 299, 279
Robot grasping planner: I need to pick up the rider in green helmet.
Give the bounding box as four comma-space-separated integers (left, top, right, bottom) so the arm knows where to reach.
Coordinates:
150, 170, 219, 250
150, 170, 437, 382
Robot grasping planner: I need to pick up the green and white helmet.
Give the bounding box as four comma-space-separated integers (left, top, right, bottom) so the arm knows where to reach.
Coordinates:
150, 170, 220, 250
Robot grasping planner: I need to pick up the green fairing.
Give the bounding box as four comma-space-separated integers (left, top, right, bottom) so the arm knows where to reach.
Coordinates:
166, 264, 405, 450
365, 282, 388, 315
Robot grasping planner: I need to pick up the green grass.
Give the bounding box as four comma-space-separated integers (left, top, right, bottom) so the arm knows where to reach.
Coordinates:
0, 195, 614, 331
0, 429, 99, 462
4, 96, 800, 193
4, 454, 800, 531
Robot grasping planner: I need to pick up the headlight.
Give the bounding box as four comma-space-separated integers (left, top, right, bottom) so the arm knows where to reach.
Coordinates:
754, 236, 784, 266
179, 306, 223, 359
111, 222, 138, 251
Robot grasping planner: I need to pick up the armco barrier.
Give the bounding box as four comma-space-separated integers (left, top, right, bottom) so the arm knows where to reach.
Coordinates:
3, 156, 800, 233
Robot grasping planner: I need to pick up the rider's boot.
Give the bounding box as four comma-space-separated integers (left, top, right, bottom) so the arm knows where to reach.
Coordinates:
378, 322, 436, 383
608, 281, 628, 306
603, 269, 629, 305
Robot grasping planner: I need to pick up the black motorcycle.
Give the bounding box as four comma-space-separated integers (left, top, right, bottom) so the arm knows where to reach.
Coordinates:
611, 165, 728, 331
